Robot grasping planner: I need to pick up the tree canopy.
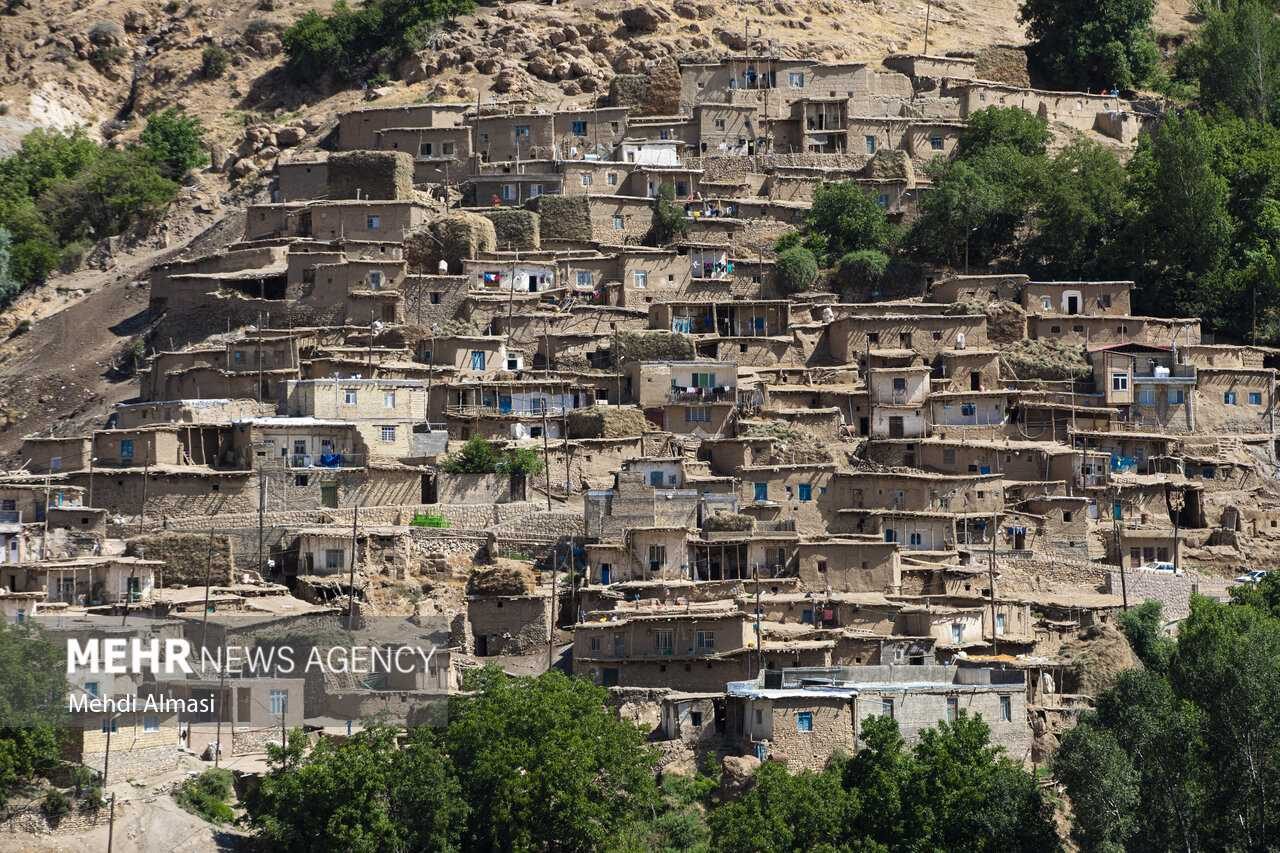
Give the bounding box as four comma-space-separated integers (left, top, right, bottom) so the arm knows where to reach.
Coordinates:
1019, 0, 1159, 90
0, 622, 68, 804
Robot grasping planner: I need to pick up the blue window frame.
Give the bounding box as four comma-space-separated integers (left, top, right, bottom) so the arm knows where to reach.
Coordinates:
571, 120, 588, 135
1250, 392, 1263, 405
754, 482, 768, 501
120, 439, 134, 459
798, 483, 813, 502
796, 712, 813, 732
470, 351, 486, 371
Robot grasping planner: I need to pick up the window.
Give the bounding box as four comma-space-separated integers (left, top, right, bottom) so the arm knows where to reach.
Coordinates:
612, 215, 624, 230
1250, 391, 1263, 405
1041, 296, 1052, 310
876, 192, 890, 208
581, 173, 593, 187
120, 439, 134, 459
325, 549, 343, 570
368, 270, 383, 290
470, 351, 486, 370
882, 698, 895, 718
798, 483, 812, 502
690, 711, 703, 726
1138, 387, 1156, 406
344, 389, 358, 405
143, 715, 160, 733
1063, 511, 1074, 523
1000, 695, 1012, 721
655, 630, 673, 654
1111, 372, 1129, 392
419, 142, 433, 156
501, 184, 517, 202
380, 425, 397, 443
101, 718, 118, 734
685, 406, 711, 423
430, 292, 441, 305
796, 712, 813, 732
951, 622, 964, 644
270, 689, 288, 716
576, 270, 593, 287
909, 531, 923, 546
696, 631, 716, 651
930, 135, 944, 150
84, 682, 99, 698
816, 558, 828, 573
442, 142, 455, 156
607, 172, 618, 186
996, 613, 1006, 635
755, 709, 763, 725
571, 120, 588, 135
295, 475, 309, 487
788, 71, 804, 87
1170, 388, 1185, 404
865, 135, 877, 153
383, 390, 396, 408
946, 696, 958, 721
633, 271, 648, 289
648, 544, 666, 572
1224, 391, 1238, 405
754, 482, 768, 501
589, 636, 601, 652
514, 124, 530, 139
960, 403, 976, 417
366, 215, 380, 230
529, 184, 542, 198
714, 118, 726, 130
943, 448, 956, 465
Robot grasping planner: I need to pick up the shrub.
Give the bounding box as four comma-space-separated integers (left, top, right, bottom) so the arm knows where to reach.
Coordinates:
58, 240, 90, 273
175, 768, 235, 824
647, 183, 688, 245
201, 44, 230, 79
439, 436, 500, 474
89, 45, 127, 67
140, 108, 207, 178
496, 447, 545, 478
41, 788, 71, 820
703, 513, 754, 532
836, 249, 889, 291
775, 246, 818, 294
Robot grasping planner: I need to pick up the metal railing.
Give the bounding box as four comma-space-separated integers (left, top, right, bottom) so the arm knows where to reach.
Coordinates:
668, 387, 735, 404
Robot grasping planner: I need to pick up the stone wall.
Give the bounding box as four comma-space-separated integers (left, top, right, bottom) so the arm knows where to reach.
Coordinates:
0, 798, 123, 835
1105, 568, 1197, 621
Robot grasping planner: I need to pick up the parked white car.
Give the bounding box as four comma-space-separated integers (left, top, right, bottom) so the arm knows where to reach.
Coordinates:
1234, 569, 1270, 584
1140, 561, 1178, 574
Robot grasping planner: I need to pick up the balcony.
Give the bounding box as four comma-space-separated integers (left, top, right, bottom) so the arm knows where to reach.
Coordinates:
282, 452, 364, 469
668, 386, 735, 404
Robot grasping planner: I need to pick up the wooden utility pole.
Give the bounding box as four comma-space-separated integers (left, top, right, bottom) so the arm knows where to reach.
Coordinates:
988, 509, 998, 657
200, 526, 216, 652
548, 542, 558, 672
137, 449, 150, 535
541, 404, 553, 511
257, 469, 266, 577
347, 503, 361, 628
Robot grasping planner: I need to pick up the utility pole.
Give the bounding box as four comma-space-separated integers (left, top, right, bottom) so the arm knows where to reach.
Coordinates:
137, 449, 150, 535
347, 503, 361, 629
923, 0, 932, 56
547, 542, 558, 672
1112, 486, 1128, 609
257, 469, 266, 578
541, 403, 552, 511
1169, 486, 1185, 574
200, 526, 215, 653
88, 455, 96, 507
754, 562, 762, 676
988, 509, 998, 657
104, 717, 115, 853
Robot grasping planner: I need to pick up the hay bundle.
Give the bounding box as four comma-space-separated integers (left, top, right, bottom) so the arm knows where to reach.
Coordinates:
482, 209, 541, 252
468, 563, 535, 596
567, 405, 651, 439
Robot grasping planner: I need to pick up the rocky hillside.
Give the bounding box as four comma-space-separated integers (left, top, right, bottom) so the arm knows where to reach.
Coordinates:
0, 0, 1199, 156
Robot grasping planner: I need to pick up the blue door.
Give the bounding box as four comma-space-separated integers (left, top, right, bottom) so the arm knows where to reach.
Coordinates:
498, 396, 512, 414
600, 565, 611, 584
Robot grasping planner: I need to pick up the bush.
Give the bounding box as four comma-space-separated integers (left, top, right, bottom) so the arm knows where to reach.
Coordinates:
282, 0, 475, 86
836, 249, 889, 291
201, 44, 230, 79
41, 788, 71, 820
775, 246, 818, 294
496, 446, 545, 478
439, 436, 500, 474
140, 108, 207, 178
89, 45, 127, 67
647, 183, 688, 245
175, 768, 235, 824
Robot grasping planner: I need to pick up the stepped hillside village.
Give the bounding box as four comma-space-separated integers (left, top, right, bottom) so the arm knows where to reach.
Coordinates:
2, 38, 1279, 847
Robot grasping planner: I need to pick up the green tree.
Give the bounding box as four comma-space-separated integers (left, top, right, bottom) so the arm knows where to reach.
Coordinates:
1053, 724, 1139, 852
774, 246, 818, 294
439, 436, 501, 474
1117, 598, 1174, 672
1022, 138, 1130, 278
0, 227, 18, 304
648, 183, 689, 245
1019, 0, 1159, 90
496, 446, 545, 478
140, 108, 207, 178
959, 106, 1051, 158
835, 249, 889, 293
708, 760, 857, 853
804, 180, 894, 264
247, 725, 465, 852
445, 667, 660, 852
1195, 0, 1280, 123
0, 622, 68, 803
